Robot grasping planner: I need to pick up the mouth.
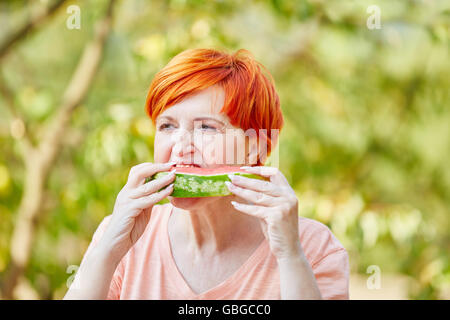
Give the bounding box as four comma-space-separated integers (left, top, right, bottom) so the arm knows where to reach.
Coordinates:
174, 163, 201, 168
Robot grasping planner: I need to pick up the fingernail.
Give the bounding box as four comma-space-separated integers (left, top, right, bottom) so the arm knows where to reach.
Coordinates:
231, 201, 238, 206
225, 181, 233, 189
227, 174, 235, 180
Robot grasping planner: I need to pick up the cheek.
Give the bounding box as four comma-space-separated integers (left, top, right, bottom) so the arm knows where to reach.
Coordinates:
228, 135, 247, 165
154, 133, 172, 162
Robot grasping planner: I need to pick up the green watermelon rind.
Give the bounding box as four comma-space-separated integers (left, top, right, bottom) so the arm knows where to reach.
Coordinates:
145, 172, 268, 198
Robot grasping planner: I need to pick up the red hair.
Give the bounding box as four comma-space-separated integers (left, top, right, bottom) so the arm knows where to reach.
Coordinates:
145, 48, 284, 166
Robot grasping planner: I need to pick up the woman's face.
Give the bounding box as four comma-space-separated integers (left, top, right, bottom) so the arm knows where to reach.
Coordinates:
153, 85, 257, 209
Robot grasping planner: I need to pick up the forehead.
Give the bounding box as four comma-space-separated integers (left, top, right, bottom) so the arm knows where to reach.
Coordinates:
157, 85, 227, 121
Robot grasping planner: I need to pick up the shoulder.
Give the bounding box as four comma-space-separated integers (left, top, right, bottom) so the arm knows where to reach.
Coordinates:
297, 216, 347, 267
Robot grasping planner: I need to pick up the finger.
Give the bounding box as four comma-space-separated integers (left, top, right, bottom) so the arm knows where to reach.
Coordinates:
239, 166, 278, 177
228, 174, 283, 197
230, 201, 267, 219
225, 181, 277, 206
130, 170, 176, 199
240, 166, 289, 186
127, 162, 176, 188
132, 162, 155, 169
133, 183, 174, 211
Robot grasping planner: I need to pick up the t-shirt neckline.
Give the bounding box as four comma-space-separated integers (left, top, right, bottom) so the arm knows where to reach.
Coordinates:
160, 203, 268, 299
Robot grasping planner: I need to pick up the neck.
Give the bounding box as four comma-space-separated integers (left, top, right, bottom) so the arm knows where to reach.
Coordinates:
171, 196, 263, 253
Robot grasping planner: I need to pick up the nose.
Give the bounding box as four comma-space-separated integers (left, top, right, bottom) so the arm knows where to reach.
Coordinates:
171, 128, 195, 158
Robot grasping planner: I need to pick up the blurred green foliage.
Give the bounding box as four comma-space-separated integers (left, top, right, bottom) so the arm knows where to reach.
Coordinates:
0, 0, 449, 299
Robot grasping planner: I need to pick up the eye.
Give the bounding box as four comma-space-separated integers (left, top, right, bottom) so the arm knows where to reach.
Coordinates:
200, 124, 216, 131
158, 123, 174, 130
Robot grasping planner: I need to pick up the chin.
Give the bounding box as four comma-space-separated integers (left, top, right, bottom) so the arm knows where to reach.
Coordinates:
168, 196, 213, 210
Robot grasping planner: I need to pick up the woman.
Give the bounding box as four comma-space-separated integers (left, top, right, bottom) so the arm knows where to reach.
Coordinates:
64, 48, 349, 300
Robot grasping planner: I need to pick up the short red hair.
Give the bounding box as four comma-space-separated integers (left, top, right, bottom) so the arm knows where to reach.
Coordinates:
145, 48, 284, 166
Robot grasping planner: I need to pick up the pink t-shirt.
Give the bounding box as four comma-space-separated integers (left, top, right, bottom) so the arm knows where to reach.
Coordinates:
82, 202, 349, 299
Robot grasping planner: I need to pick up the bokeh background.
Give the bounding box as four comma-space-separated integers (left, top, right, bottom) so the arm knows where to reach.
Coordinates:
0, 0, 449, 300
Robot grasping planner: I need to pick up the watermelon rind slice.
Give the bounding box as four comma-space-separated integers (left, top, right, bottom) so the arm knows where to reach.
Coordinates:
145, 169, 268, 198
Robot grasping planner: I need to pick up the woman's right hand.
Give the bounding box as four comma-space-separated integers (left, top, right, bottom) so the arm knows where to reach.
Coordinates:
97, 162, 176, 264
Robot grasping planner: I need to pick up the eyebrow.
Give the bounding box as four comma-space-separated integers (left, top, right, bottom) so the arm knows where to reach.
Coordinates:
157, 115, 226, 126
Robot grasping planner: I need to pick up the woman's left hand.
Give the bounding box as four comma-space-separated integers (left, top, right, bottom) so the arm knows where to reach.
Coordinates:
225, 166, 302, 261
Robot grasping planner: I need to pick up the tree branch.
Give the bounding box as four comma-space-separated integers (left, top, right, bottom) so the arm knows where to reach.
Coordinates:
0, 0, 69, 60
0, 72, 33, 152
39, 0, 115, 172
0, 0, 116, 299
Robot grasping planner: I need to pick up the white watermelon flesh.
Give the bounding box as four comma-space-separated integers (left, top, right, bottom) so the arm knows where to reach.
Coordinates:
146, 165, 267, 198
